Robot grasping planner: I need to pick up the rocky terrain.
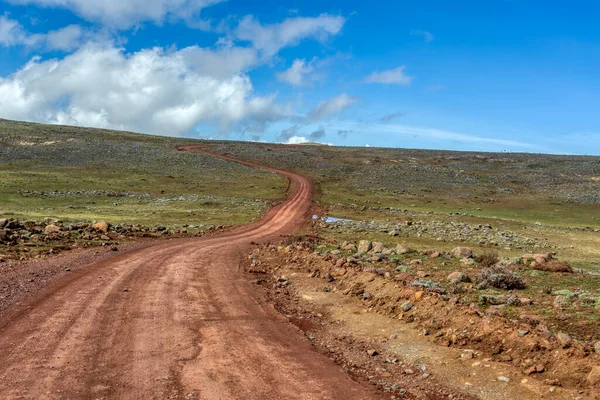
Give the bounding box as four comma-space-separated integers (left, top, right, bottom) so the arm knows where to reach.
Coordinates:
248, 237, 600, 399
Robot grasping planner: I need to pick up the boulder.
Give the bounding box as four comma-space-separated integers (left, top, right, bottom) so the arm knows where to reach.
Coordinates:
396, 244, 411, 254
371, 242, 386, 253
358, 240, 372, 254
93, 221, 110, 233
451, 247, 473, 259
341, 241, 357, 251
44, 225, 61, 235
447, 272, 471, 284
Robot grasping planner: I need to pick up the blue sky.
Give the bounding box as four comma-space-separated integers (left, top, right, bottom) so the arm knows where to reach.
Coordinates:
0, 1, 599, 154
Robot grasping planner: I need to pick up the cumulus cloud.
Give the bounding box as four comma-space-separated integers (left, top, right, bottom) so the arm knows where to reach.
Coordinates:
379, 110, 404, 123
277, 58, 314, 86
277, 124, 301, 142
0, 43, 284, 135
0, 11, 353, 136
0, 15, 85, 51
308, 93, 358, 120
7, 0, 224, 29
286, 136, 309, 144
410, 30, 434, 42
365, 66, 413, 85
234, 14, 345, 57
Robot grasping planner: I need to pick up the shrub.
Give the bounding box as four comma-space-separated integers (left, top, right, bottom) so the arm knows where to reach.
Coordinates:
475, 251, 499, 268
476, 266, 527, 290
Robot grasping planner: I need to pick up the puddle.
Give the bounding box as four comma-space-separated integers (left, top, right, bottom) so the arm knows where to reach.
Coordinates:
312, 215, 352, 223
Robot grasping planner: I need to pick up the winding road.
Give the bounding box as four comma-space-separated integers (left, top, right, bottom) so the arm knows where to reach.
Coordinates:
0, 146, 381, 399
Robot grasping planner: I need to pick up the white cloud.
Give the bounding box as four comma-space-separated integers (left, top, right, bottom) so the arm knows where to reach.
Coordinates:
42, 25, 84, 51
0, 43, 284, 135
234, 14, 345, 57
277, 58, 314, 86
365, 66, 413, 85
7, 0, 225, 29
0, 15, 85, 51
410, 30, 434, 42
286, 136, 309, 144
308, 93, 358, 120
0, 14, 28, 46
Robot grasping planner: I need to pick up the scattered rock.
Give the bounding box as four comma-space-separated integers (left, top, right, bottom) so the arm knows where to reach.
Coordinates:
93, 221, 110, 233
498, 376, 510, 383
525, 364, 545, 375
358, 240, 372, 254
451, 247, 473, 259
371, 242, 386, 253
44, 225, 61, 235
556, 332, 573, 348
395, 244, 411, 254
401, 301, 414, 312
367, 349, 378, 357
461, 350, 475, 360
447, 271, 471, 284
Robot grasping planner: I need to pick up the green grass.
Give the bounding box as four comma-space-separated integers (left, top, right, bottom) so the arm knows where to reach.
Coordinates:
0, 120, 287, 227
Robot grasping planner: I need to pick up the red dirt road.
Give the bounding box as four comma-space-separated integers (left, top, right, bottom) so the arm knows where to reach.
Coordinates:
0, 147, 382, 399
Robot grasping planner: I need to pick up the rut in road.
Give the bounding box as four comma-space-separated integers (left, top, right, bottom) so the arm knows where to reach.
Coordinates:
0, 147, 383, 400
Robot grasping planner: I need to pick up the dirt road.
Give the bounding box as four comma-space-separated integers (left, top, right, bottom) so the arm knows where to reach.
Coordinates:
0, 147, 382, 399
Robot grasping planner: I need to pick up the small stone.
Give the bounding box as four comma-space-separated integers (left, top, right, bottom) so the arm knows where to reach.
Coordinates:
525, 364, 545, 375
461, 350, 475, 360
401, 301, 413, 312
518, 330, 529, 337
44, 224, 61, 235
587, 366, 600, 386
594, 341, 600, 355
556, 332, 573, 348
498, 376, 510, 383
367, 349, 378, 356
363, 292, 372, 300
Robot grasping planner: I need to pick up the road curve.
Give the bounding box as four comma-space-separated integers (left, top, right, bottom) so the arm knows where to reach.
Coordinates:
0, 146, 382, 399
